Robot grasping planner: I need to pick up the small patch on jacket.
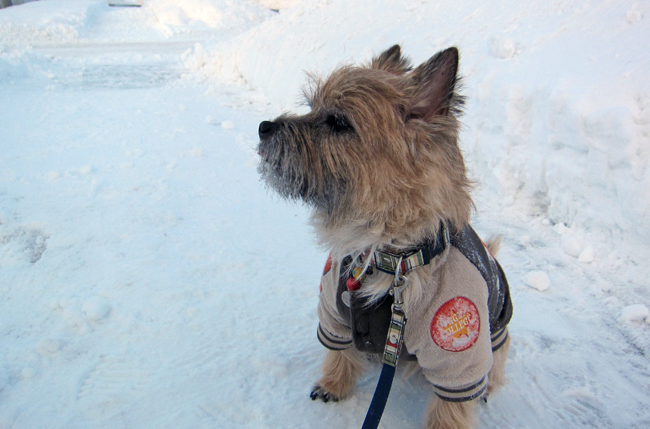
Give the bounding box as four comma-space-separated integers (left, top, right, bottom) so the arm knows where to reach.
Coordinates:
430, 297, 480, 352
323, 254, 332, 276
319, 254, 333, 293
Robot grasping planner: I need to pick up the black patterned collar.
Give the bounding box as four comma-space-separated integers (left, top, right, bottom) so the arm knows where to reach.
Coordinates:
373, 223, 449, 274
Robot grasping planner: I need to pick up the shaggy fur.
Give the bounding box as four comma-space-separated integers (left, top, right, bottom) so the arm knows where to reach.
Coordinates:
258, 45, 472, 260
257, 45, 509, 429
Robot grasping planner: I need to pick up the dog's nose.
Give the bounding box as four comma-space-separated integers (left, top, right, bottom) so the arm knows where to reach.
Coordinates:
258, 121, 277, 139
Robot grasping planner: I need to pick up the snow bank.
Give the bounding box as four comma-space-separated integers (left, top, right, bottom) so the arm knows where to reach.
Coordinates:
187, 0, 650, 264
141, 0, 274, 39
0, 1, 90, 47
0, 0, 274, 47
0, 0, 275, 86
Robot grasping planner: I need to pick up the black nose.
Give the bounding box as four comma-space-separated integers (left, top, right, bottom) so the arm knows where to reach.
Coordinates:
258, 121, 277, 139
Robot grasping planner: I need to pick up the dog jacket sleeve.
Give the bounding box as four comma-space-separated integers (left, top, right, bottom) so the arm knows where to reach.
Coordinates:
403, 248, 494, 402
317, 258, 354, 351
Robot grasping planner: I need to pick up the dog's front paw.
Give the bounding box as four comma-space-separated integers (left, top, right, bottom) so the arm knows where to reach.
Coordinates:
310, 384, 339, 403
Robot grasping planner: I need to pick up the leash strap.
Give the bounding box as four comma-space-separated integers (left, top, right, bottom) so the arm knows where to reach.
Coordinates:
361, 363, 396, 429
361, 271, 408, 429
361, 308, 406, 429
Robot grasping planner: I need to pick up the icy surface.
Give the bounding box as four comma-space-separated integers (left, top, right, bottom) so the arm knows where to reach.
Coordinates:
1, 0, 649, 428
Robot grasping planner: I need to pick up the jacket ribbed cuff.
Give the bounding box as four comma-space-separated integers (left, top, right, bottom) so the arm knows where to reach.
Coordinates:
317, 323, 353, 351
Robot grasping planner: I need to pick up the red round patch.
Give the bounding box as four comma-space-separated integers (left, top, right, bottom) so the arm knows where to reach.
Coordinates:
430, 297, 480, 352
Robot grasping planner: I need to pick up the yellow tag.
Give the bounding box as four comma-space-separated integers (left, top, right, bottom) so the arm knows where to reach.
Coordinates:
353, 267, 363, 279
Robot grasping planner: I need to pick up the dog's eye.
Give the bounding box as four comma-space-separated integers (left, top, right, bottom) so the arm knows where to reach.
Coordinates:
326, 114, 354, 133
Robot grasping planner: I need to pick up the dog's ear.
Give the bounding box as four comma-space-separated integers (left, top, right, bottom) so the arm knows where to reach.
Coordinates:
370, 45, 412, 75
408, 47, 460, 121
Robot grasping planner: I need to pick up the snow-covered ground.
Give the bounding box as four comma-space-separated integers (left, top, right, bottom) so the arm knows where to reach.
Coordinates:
1, 0, 648, 427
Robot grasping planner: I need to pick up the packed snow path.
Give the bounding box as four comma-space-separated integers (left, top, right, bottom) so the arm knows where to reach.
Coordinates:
1, 1, 649, 428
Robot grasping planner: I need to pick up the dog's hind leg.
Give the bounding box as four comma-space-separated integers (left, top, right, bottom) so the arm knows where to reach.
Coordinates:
487, 333, 511, 394
310, 348, 366, 402
425, 396, 477, 429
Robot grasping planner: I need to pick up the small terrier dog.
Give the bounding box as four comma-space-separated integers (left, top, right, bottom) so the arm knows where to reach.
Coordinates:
257, 45, 513, 429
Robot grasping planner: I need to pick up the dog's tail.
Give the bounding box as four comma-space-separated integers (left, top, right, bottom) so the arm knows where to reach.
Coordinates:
484, 235, 503, 257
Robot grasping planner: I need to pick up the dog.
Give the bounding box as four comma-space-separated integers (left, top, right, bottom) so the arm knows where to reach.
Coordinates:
257, 45, 513, 429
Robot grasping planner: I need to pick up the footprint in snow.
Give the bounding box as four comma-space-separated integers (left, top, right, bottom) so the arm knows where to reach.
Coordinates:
77, 356, 151, 418
0, 225, 49, 265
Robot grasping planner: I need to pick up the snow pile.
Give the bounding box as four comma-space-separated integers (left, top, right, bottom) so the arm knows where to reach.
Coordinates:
0, 0, 275, 87
0, 0, 274, 47
142, 0, 274, 39
147, 0, 226, 30
0, 0, 89, 47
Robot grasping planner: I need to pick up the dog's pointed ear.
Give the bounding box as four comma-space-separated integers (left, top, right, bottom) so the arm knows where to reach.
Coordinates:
370, 45, 411, 75
408, 47, 461, 120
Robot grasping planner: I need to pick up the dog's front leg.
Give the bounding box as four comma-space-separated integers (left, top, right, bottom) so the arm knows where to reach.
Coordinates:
310, 348, 366, 402
425, 396, 478, 429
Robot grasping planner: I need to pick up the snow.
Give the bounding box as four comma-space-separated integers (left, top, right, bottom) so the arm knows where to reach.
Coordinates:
1, 0, 649, 428
621, 304, 650, 323
523, 271, 551, 292
561, 234, 583, 258
578, 246, 595, 264
81, 296, 112, 321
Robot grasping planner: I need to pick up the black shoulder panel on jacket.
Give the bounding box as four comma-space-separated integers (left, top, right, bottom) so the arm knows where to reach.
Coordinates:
450, 225, 513, 333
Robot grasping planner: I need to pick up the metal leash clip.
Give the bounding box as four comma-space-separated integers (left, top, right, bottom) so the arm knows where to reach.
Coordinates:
389, 256, 409, 311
